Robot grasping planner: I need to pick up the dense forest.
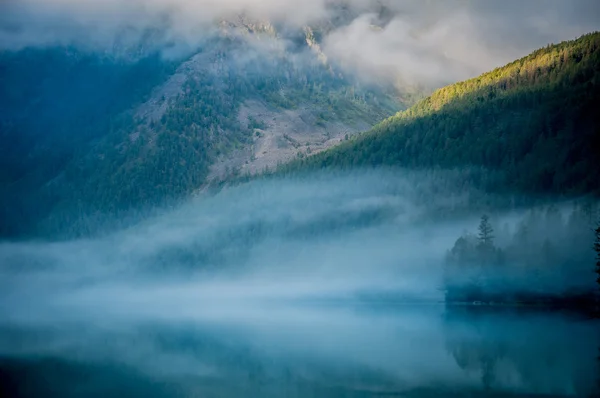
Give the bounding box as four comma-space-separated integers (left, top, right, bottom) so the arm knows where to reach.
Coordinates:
0, 49, 178, 237
281, 32, 600, 196
444, 202, 599, 308
3, 30, 600, 243
0, 30, 398, 239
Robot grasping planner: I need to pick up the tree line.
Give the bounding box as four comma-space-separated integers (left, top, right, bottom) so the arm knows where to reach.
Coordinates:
444, 202, 600, 312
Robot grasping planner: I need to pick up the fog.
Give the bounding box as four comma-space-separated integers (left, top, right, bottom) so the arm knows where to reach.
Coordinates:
1, 170, 596, 319
0, 170, 599, 396
2, 0, 599, 86
1, 171, 462, 317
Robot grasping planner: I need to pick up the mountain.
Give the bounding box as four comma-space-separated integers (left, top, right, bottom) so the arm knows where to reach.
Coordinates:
0, 19, 403, 239
0, 49, 179, 236
283, 32, 600, 196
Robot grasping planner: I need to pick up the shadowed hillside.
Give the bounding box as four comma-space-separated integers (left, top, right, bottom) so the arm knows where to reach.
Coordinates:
0, 21, 401, 239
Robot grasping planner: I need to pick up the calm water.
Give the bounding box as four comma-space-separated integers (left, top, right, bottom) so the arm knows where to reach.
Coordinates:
0, 303, 598, 397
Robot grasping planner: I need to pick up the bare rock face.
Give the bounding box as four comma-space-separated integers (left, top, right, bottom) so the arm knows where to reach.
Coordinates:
207, 100, 369, 182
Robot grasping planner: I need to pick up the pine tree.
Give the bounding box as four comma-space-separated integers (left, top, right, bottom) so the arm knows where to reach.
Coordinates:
594, 223, 600, 289
594, 223, 600, 318
478, 215, 494, 247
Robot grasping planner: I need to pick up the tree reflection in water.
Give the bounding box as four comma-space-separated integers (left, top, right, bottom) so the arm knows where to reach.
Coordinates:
444, 306, 599, 396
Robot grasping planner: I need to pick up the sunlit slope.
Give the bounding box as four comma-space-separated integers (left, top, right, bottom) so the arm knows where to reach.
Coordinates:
284, 32, 600, 195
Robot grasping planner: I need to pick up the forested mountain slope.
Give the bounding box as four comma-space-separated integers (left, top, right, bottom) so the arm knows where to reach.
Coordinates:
0, 19, 401, 239
0, 49, 178, 237
283, 32, 600, 195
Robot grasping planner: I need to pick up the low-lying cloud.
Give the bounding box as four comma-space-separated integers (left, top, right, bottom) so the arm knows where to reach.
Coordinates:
1, 0, 598, 86
0, 171, 458, 310
0, 170, 598, 396
0, 169, 595, 325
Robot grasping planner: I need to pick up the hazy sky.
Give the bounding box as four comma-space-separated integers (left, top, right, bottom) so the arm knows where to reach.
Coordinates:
1, 0, 599, 85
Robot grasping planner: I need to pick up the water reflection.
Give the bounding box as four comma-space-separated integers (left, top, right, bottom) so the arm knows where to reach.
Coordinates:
1, 304, 598, 397
444, 307, 598, 396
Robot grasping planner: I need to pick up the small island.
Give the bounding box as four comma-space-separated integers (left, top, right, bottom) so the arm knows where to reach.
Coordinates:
444, 205, 600, 315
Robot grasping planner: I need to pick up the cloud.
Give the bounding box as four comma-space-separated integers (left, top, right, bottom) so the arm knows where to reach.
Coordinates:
0, 0, 599, 89
0, 0, 329, 50
323, 11, 489, 87
322, 0, 600, 86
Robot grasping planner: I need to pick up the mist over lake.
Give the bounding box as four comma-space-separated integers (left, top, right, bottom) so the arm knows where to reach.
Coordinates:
1, 172, 599, 397
2, 1, 600, 396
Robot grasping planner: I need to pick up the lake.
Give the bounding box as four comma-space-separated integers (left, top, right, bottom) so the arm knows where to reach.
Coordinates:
1, 303, 598, 397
